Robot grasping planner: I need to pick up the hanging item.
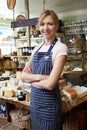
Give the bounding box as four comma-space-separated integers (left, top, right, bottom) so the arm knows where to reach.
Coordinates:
7, 0, 16, 10
43, 0, 46, 11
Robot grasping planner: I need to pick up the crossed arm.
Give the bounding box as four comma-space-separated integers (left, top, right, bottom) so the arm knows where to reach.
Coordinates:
21, 54, 67, 90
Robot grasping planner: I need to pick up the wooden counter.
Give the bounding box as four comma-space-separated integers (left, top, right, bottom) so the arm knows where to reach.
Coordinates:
62, 96, 87, 130
0, 96, 29, 110
0, 97, 29, 122
63, 95, 87, 113
0, 95, 87, 122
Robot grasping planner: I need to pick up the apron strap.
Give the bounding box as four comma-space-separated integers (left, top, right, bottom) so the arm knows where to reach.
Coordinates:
47, 37, 58, 54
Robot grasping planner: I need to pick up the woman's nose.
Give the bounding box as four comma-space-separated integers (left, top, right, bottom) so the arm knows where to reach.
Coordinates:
44, 24, 48, 29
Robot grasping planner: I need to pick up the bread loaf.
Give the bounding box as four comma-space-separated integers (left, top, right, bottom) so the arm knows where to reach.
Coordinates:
62, 89, 77, 99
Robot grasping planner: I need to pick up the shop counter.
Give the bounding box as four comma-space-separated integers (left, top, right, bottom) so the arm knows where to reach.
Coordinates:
0, 96, 29, 110
62, 96, 87, 130
0, 97, 29, 122
63, 95, 87, 113
0, 95, 87, 122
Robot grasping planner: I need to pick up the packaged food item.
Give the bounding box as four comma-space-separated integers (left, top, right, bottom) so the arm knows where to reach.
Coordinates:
62, 89, 77, 99
16, 68, 23, 81
26, 92, 30, 102
58, 78, 66, 88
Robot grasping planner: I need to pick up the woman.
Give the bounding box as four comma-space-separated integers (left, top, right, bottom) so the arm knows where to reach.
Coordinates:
21, 10, 68, 130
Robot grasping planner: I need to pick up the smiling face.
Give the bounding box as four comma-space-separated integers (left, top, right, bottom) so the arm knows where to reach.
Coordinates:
39, 16, 58, 40
38, 10, 59, 41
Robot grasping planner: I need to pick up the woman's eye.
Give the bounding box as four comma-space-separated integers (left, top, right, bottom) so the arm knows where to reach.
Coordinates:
40, 23, 44, 26
39, 23, 54, 26
48, 23, 54, 25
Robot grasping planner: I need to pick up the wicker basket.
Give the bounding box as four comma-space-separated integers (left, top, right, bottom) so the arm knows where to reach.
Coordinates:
9, 108, 31, 130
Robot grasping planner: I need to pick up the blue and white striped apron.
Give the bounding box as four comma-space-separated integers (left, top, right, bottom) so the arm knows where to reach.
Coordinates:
30, 38, 62, 130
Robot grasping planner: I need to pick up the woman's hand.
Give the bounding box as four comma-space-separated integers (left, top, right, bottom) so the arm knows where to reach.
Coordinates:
23, 65, 32, 73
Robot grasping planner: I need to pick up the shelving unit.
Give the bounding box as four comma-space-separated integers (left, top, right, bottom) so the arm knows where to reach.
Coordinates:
14, 35, 44, 69
0, 29, 17, 75
63, 23, 87, 35
62, 22, 87, 71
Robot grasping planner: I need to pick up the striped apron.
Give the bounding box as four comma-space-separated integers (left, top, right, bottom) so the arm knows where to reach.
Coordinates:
30, 38, 62, 130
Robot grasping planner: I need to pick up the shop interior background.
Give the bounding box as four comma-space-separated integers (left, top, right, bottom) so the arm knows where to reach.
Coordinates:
0, 0, 87, 55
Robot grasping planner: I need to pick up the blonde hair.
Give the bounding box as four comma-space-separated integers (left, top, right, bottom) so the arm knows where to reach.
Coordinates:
38, 10, 59, 25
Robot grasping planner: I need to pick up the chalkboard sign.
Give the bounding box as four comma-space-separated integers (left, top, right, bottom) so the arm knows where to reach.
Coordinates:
11, 17, 38, 28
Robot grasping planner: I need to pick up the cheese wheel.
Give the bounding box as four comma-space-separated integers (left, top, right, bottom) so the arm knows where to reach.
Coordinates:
4, 90, 15, 98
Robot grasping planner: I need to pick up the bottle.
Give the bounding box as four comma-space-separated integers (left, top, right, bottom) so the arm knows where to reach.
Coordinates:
16, 68, 23, 81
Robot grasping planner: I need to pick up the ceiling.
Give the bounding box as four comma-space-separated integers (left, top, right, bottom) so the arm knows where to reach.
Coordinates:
0, 0, 87, 20
29, 0, 87, 18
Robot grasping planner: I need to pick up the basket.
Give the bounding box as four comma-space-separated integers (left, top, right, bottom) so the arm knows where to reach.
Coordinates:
9, 108, 31, 129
